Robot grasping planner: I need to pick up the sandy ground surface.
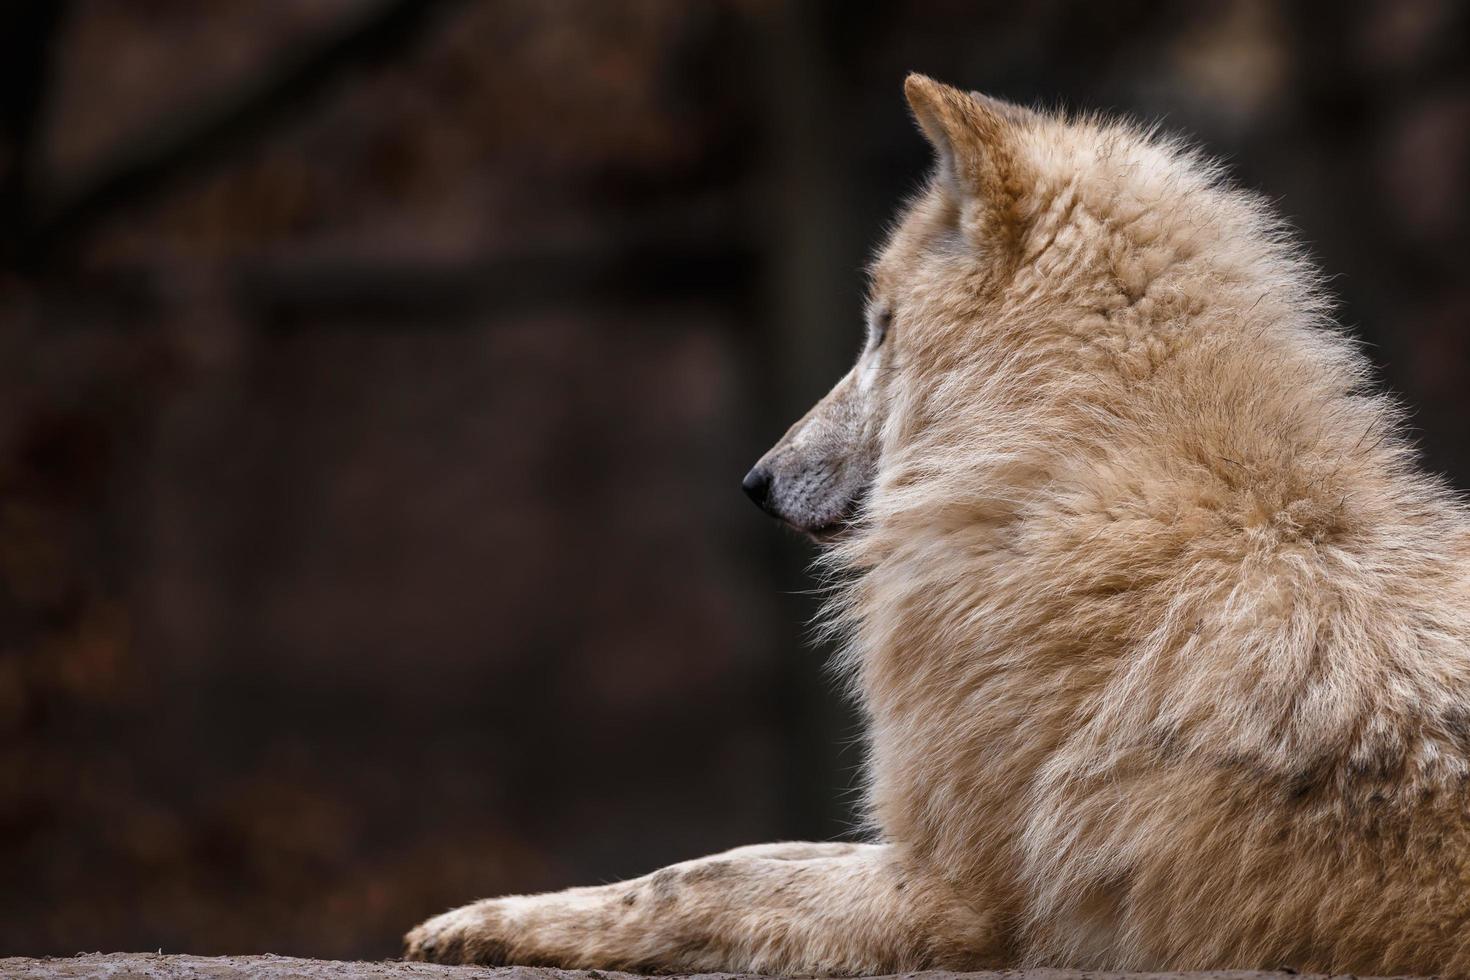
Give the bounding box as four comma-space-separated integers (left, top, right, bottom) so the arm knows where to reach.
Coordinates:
0, 955, 1395, 980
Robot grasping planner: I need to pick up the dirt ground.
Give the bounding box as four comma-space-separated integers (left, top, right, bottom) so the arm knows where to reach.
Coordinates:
0, 955, 1397, 980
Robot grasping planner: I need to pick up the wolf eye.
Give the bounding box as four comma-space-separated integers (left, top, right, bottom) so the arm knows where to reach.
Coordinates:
869, 306, 892, 348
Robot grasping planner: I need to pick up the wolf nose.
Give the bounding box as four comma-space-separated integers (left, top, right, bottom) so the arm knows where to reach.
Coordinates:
742, 465, 773, 512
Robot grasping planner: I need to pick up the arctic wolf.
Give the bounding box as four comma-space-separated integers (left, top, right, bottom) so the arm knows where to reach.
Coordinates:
406, 75, 1470, 975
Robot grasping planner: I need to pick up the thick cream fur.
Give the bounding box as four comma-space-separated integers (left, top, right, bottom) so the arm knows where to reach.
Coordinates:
406, 75, 1470, 976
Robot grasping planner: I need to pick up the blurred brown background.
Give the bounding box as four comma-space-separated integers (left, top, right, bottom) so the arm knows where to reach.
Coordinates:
1, 0, 1467, 961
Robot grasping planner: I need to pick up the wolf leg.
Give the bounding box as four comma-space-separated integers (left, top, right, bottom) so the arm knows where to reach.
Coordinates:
403, 841, 1002, 973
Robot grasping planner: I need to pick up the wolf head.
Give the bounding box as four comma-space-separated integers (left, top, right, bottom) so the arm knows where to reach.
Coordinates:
744, 74, 1337, 550
743, 74, 1058, 539
740, 74, 1079, 538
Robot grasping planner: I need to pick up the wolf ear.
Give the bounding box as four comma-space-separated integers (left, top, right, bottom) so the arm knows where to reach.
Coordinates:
903, 74, 1027, 207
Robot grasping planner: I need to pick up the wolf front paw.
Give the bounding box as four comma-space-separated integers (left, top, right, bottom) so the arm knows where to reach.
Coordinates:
403, 901, 512, 965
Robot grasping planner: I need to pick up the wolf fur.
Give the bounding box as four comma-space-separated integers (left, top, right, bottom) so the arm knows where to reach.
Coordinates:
405, 75, 1470, 975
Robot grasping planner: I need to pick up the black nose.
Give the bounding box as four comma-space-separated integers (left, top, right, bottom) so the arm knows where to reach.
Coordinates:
742, 465, 773, 511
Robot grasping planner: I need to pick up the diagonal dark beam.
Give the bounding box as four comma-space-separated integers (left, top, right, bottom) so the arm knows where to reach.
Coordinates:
19, 0, 466, 266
